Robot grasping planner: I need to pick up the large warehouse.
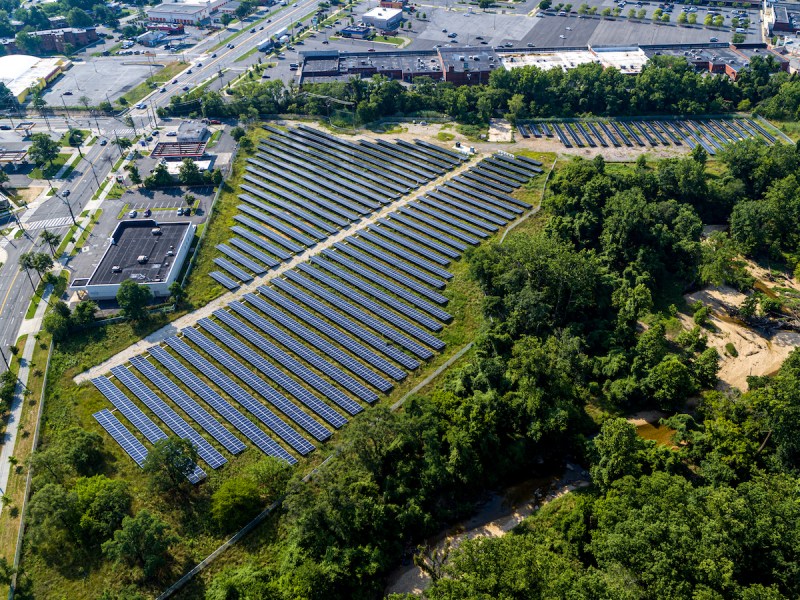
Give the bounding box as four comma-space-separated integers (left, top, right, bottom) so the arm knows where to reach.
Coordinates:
70, 220, 195, 300
0, 54, 71, 102
146, 0, 230, 25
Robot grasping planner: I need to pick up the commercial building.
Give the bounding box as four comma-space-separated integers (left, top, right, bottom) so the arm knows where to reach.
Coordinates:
0, 54, 71, 101
177, 121, 208, 143
136, 30, 167, 46
767, 2, 799, 33
300, 48, 498, 85
339, 25, 372, 39
1, 27, 99, 54
146, 0, 230, 25
70, 220, 195, 300
362, 7, 404, 31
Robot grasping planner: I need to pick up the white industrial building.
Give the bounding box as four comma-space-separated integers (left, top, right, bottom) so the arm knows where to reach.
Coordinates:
0, 54, 71, 102
146, 0, 230, 25
362, 7, 404, 31
70, 220, 195, 300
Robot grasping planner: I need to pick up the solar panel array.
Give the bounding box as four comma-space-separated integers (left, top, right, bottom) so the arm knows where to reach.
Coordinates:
92, 131, 540, 474
211, 125, 467, 285
520, 118, 787, 156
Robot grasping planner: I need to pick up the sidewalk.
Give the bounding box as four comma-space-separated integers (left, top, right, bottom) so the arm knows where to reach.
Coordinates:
0, 286, 51, 515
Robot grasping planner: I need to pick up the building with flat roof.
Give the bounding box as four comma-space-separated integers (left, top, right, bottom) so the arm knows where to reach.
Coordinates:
362, 7, 403, 31
146, 0, 230, 25
0, 54, 70, 101
177, 121, 208, 142
70, 220, 195, 300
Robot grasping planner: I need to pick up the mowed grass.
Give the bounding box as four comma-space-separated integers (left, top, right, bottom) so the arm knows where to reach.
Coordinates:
29, 153, 72, 180
182, 127, 268, 308
0, 334, 48, 580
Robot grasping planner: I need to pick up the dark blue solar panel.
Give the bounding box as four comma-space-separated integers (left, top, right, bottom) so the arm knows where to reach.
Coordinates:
322, 250, 452, 322
280, 272, 434, 360
347, 237, 447, 289
92, 376, 166, 445
184, 324, 341, 438
129, 355, 246, 456
208, 311, 360, 418
216, 244, 267, 275
309, 256, 448, 329
242, 292, 391, 393
93, 409, 148, 468
213, 257, 253, 283
226, 302, 376, 405
332, 243, 448, 306
237, 204, 316, 247
228, 238, 280, 269
230, 225, 291, 260
296, 264, 445, 348
368, 225, 451, 266
111, 365, 227, 469
255, 286, 407, 380
383, 214, 466, 253
239, 191, 328, 238
357, 230, 453, 278
234, 215, 303, 253
210, 271, 239, 290
147, 345, 297, 464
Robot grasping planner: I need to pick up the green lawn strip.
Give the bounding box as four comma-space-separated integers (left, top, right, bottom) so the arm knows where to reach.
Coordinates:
234, 45, 261, 62
71, 210, 102, 255
118, 61, 187, 107
29, 153, 72, 179
116, 202, 131, 220
55, 224, 79, 256
207, 130, 223, 147
111, 155, 125, 172
0, 333, 38, 572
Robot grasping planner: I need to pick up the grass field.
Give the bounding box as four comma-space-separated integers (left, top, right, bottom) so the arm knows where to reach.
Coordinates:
29, 153, 73, 180
58, 129, 91, 147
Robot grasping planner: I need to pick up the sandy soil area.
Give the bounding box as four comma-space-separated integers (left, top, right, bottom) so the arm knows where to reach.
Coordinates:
488, 118, 513, 143
384, 466, 590, 596
683, 281, 800, 392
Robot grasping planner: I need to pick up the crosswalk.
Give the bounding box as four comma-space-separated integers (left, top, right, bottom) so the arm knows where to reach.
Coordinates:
24, 217, 74, 231
105, 128, 137, 137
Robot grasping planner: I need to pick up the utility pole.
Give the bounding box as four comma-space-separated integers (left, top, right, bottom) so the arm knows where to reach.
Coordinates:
57, 191, 78, 227
60, 94, 71, 121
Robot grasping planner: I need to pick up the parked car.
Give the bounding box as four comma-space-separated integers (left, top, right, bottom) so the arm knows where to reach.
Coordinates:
177, 207, 184, 216
143, 208, 151, 217
166, 131, 177, 136
128, 210, 138, 218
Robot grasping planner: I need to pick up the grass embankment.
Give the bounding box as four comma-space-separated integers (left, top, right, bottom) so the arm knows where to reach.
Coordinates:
71, 210, 103, 255
181, 128, 263, 308
29, 154, 73, 180
0, 334, 33, 569
118, 62, 187, 107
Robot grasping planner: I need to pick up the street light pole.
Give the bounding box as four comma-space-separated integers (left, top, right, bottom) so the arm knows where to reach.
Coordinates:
60, 94, 72, 121
57, 192, 78, 227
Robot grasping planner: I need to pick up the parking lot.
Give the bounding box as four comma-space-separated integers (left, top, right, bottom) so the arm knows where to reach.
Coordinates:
42, 59, 159, 104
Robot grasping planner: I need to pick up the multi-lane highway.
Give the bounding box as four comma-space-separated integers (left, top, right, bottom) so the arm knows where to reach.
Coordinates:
126, 0, 322, 129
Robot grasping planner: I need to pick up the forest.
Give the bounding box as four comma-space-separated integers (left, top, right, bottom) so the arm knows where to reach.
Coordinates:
162, 54, 800, 124
13, 138, 800, 599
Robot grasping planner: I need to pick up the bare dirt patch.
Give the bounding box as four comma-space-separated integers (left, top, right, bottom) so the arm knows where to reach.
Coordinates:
682, 283, 800, 392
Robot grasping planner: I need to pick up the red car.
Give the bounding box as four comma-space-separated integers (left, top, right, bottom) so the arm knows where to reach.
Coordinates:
209, 119, 221, 125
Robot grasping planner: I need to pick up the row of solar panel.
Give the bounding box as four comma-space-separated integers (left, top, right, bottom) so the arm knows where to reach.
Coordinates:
96, 152, 535, 472
210, 127, 465, 287
519, 119, 781, 156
